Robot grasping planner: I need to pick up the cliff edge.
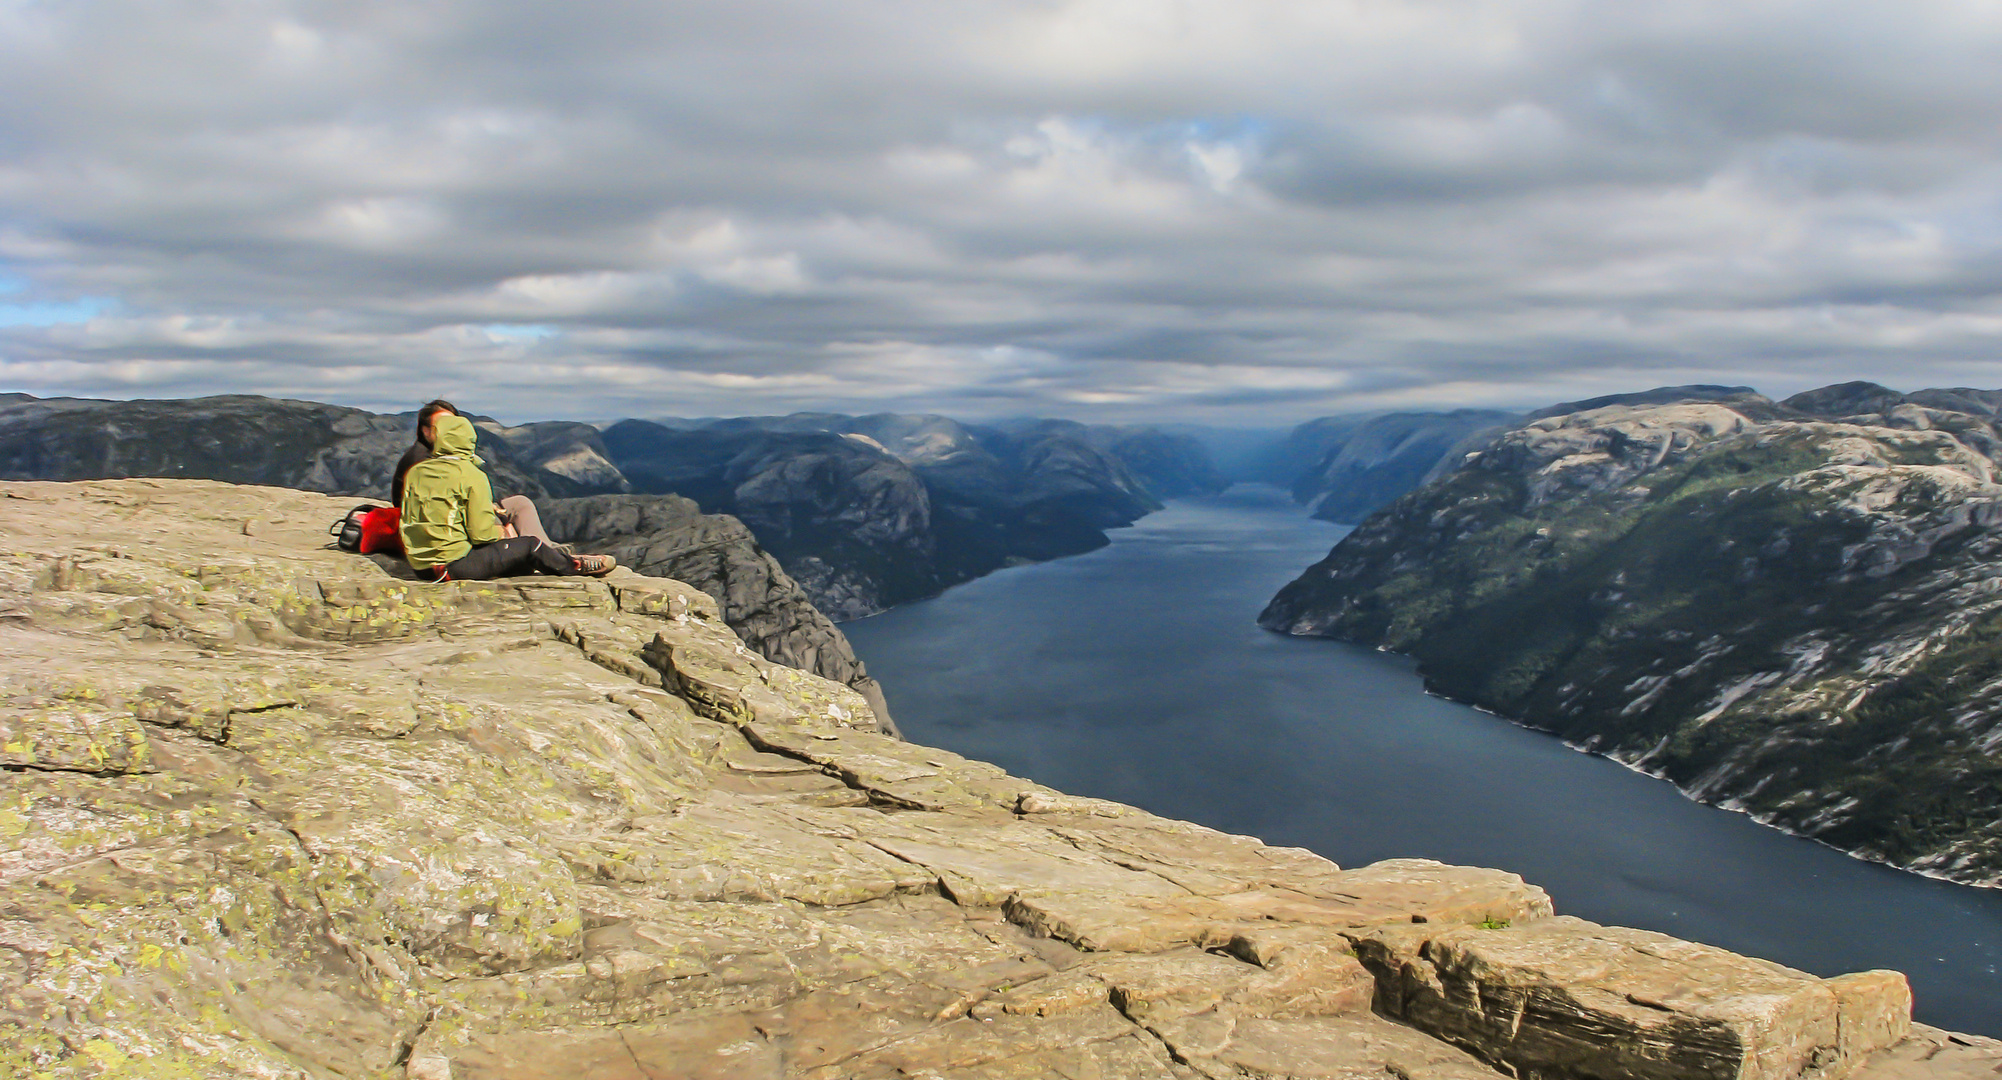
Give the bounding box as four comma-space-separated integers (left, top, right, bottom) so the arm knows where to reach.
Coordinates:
0, 479, 1989, 1079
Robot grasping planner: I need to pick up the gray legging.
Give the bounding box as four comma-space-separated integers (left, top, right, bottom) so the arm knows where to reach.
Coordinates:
496, 495, 553, 543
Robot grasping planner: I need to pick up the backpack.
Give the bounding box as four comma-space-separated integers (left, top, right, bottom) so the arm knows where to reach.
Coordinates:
359, 506, 402, 555
330, 504, 377, 552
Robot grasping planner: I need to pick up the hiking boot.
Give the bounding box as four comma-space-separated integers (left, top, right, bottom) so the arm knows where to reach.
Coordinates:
574, 554, 616, 576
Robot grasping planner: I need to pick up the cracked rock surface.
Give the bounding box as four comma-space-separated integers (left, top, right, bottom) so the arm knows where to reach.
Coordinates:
533, 493, 894, 730
0, 478, 1986, 1079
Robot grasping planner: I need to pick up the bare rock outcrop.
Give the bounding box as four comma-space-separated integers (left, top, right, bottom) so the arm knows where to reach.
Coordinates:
0, 478, 1978, 1079
536, 492, 894, 730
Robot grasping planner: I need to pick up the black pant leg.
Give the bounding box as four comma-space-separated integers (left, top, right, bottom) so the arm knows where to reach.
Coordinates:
442, 537, 538, 580
528, 538, 578, 576
442, 537, 577, 580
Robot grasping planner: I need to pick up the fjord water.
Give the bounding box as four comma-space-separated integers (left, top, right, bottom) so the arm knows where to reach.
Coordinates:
842, 484, 2002, 1036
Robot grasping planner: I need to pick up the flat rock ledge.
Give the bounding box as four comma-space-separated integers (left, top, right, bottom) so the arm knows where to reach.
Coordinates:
0, 478, 1990, 1080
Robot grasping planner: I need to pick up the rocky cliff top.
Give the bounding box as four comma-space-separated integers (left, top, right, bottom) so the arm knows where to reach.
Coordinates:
0, 478, 1991, 1078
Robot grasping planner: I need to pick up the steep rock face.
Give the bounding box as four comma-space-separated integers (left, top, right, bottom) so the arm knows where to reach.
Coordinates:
0, 393, 619, 501
535, 493, 894, 728
1290, 410, 1519, 524
1261, 383, 2002, 884
0, 477, 1965, 1079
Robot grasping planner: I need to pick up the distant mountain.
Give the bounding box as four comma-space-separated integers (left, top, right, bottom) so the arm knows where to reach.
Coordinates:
599, 412, 1189, 618
1261, 382, 2002, 884
1524, 383, 1770, 420
477, 419, 630, 494
1251, 415, 1368, 488
1081, 424, 1229, 499
1289, 410, 1519, 524
640, 412, 1225, 503
0, 393, 616, 501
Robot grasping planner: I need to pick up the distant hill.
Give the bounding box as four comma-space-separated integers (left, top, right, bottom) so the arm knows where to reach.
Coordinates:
1288, 410, 1520, 524
599, 412, 1196, 618
0, 392, 622, 501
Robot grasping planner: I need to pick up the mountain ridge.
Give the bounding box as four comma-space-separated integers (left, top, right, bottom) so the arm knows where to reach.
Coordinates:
1262, 382, 2002, 885
0, 393, 1222, 621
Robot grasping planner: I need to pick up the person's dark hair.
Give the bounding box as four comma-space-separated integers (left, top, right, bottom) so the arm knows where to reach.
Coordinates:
415, 399, 458, 447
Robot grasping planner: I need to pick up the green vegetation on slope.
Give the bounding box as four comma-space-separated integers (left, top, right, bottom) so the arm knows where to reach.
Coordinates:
1262, 390, 2002, 883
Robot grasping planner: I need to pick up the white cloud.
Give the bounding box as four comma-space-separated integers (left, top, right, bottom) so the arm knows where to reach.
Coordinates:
3, 0, 2002, 423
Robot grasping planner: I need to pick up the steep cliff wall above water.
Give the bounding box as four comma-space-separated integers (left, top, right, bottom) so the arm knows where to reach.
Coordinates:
0, 477, 1984, 1078
1263, 383, 2002, 885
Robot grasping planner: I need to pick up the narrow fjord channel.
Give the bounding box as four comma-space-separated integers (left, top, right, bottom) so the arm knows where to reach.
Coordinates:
843, 484, 2002, 1036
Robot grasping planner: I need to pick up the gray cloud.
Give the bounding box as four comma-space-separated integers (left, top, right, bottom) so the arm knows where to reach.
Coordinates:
4, 0, 2002, 424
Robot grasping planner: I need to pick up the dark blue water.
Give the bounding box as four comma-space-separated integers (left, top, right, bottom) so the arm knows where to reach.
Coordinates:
843, 485, 2002, 1036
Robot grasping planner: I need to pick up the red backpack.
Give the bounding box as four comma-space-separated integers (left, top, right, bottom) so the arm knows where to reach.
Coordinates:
331, 505, 403, 556
359, 506, 402, 555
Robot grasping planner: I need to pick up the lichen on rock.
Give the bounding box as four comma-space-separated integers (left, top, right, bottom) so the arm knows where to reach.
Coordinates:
0, 478, 1981, 1079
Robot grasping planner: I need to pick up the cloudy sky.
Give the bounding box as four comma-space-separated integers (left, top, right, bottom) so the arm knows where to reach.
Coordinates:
3, 1, 2001, 424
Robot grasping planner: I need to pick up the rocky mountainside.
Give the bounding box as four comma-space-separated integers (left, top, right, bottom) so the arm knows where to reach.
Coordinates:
647, 411, 1221, 503
475, 420, 630, 495
0, 393, 617, 501
601, 413, 1177, 619
1262, 382, 2002, 885
1087, 425, 1229, 498
1289, 410, 1519, 524
3, 477, 1988, 1078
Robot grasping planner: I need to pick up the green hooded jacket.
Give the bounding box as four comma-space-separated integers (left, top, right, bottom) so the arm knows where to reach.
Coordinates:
398, 413, 500, 569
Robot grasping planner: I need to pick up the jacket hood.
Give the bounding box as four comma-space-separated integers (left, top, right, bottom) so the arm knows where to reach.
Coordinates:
430, 413, 480, 458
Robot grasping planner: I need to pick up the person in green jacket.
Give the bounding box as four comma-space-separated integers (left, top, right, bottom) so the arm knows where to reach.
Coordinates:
398, 413, 615, 581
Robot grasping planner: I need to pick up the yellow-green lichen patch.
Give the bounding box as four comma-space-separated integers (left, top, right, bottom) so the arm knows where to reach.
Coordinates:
0, 705, 155, 776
